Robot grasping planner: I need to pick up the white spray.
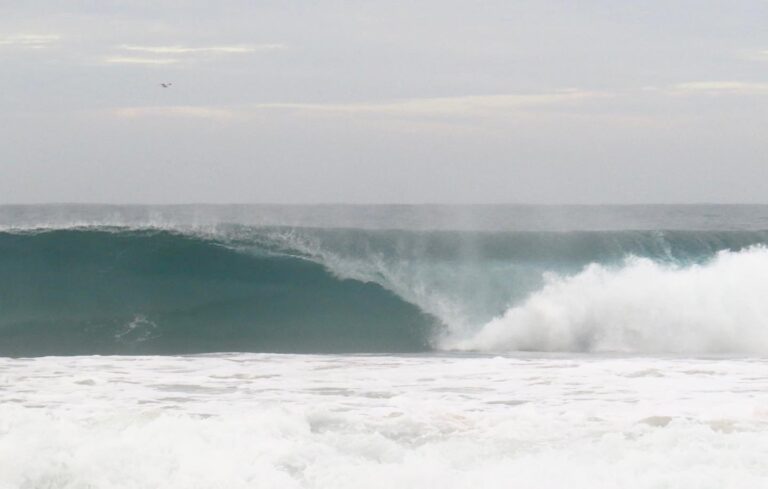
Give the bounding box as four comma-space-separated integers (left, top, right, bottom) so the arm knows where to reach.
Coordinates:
450, 246, 768, 353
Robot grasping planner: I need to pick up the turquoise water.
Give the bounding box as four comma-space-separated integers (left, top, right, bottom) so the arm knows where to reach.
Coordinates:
3, 205, 768, 356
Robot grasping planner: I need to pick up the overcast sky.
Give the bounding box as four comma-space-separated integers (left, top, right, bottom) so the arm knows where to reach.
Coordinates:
1, 0, 767, 204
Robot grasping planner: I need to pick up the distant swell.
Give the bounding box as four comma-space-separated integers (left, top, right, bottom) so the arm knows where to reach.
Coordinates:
2, 226, 768, 356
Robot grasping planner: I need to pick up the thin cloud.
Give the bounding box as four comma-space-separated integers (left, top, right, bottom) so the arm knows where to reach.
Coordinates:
103, 43, 286, 66
0, 34, 60, 49
250, 91, 603, 117
108, 91, 603, 122
670, 81, 768, 95
738, 49, 768, 62
104, 56, 181, 65
120, 44, 287, 54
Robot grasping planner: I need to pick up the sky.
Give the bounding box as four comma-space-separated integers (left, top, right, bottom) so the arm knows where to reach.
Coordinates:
1, 0, 767, 204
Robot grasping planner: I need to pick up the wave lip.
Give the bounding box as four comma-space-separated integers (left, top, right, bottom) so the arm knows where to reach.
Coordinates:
450, 246, 768, 354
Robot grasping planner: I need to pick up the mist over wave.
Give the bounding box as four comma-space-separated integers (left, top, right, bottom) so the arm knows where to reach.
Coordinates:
265, 228, 768, 354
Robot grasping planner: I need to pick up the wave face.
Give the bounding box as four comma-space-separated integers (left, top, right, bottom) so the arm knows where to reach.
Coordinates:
2, 219, 768, 355
0, 229, 432, 356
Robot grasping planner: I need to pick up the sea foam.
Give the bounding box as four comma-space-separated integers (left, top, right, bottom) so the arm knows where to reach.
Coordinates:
452, 246, 768, 353
1, 354, 767, 489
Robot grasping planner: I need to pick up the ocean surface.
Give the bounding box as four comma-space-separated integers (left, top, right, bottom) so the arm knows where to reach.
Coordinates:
2, 204, 768, 487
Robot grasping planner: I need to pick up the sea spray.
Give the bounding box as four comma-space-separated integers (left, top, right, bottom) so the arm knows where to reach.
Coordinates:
451, 246, 768, 353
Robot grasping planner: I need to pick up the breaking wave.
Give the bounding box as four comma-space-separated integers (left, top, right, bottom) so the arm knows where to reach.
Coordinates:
2, 224, 768, 355
451, 247, 768, 353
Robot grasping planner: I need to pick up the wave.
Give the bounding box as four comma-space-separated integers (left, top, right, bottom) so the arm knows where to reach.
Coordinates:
2, 225, 768, 355
0, 229, 433, 356
452, 246, 768, 353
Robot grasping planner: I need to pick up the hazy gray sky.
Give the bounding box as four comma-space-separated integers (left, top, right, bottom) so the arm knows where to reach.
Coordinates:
1, 1, 767, 204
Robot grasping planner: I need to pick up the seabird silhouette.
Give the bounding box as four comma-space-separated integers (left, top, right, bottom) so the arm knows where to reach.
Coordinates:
160, 83, 173, 88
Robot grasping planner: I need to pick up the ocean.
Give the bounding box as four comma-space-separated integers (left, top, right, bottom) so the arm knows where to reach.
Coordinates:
1, 204, 768, 488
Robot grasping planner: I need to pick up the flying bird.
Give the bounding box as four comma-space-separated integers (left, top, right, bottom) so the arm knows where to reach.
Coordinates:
160, 83, 173, 88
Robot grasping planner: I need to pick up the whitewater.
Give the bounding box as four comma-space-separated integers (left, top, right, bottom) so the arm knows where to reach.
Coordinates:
2, 204, 768, 488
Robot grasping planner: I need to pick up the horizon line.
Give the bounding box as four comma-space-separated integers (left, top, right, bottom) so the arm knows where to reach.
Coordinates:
2, 202, 768, 207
